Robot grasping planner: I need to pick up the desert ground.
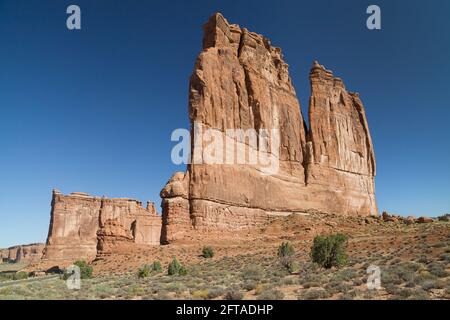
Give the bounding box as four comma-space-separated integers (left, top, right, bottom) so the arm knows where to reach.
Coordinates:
0, 213, 449, 300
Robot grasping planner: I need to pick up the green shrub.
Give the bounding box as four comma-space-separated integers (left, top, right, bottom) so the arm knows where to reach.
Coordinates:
287, 261, 300, 274
179, 266, 188, 276
0, 274, 14, 282
13, 271, 28, 280
151, 260, 162, 272
277, 242, 295, 271
310, 234, 348, 269
202, 246, 214, 258
138, 265, 151, 278
63, 260, 93, 280
278, 242, 295, 258
74, 260, 93, 279
168, 257, 181, 275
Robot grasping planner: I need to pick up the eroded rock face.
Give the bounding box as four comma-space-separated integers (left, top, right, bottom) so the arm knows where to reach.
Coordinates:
0, 243, 44, 264
161, 13, 378, 243
307, 61, 377, 216
42, 190, 161, 265
0, 249, 7, 263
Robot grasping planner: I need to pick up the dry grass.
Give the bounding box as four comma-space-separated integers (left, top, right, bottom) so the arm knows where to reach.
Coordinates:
1, 214, 449, 300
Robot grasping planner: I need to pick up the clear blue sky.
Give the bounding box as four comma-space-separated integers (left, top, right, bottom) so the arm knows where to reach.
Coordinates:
1, 0, 449, 247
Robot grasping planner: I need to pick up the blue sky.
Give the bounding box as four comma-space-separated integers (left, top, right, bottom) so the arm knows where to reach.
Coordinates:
0, 0, 449, 247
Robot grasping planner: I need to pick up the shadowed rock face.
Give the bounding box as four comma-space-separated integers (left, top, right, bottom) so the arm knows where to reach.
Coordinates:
160, 13, 377, 243
41, 190, 161, 265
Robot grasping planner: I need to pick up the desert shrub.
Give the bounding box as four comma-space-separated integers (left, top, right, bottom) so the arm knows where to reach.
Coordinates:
328, 282, 353, 295
138, 265, 151, 278
258, 289, 284, 300
164, 282, 186, 293
408, 288, 430, 300
0, 273, 15, 282
278, 242, 295, 258
393, 266, 416, 283
191, 289, 209, 299
224, 290, 244, 300
13, 271, 28, 280
287, 261, 300, 274
179, 266, 188, 276
154, 290, 171, 300
151, 260, 162, 272
421, 279, 444, 291
242, 280, 257, 291
207, 287, 225, 299
202, 246, 214, 258
333, 268, 358, 282
417, 255, 429, 264
381, 269, 403, 285
394, 288, 414, 299
277, 242, 295, 270
439, 253, 450, 262
302, 288, 330, 300
280, 277, 295, 285
302, 281, 321, 289
310, 234, 348, 269
168, 257, 182, 276
427, 262, 448, 278
414, 271, 437, 286
63, 260, 93, 280
74, 260, 93, 279
241, 265, 263, 281
339, 293, 356, 300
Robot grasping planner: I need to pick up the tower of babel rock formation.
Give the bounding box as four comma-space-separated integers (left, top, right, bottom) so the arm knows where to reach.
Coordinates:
160, 13, 377, 243
41, 190, 161, 265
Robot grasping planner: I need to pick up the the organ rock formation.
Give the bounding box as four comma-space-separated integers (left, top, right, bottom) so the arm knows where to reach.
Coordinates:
41, 190, 161, 265
160, 13, 377, 243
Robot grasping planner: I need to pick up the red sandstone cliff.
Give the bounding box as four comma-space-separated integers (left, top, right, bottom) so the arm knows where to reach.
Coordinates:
41, 190, 161, 265
160, 13, 377, 243
0, 243, 44, 264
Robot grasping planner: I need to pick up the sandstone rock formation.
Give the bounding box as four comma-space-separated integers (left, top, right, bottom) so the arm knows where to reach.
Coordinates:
161, 13, 378, 243
0, 243, 44, 264
0, 249, 7, 263
417, 216, 434, 224
41, 190, 161, 265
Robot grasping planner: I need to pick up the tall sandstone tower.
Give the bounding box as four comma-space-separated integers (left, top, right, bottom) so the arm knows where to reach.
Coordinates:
160, 13, 377, 243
